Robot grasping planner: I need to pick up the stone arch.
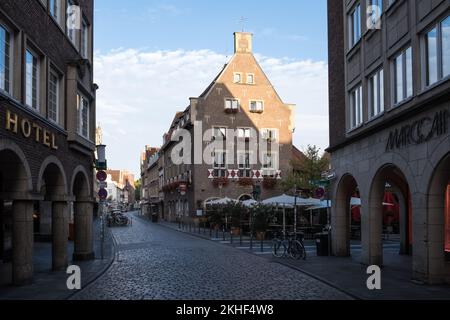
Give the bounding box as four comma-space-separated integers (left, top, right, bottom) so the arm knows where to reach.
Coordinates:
37, 156, 68, 198
366, 163, 412, 266
332, 173, 361, 257
426, 151, 450, 284
0, 139, 33, 193
70, 165, 91, 199
238, 194, 253, 201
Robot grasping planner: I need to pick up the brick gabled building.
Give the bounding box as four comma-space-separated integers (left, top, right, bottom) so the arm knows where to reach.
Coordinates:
158, 32, 296, 222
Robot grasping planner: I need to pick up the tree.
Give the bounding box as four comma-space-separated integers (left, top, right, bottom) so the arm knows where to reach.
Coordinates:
134, 179, 142, 201
282, 145, 330, 194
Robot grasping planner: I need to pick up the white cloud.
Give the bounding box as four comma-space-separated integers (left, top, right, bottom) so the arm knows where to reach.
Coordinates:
94, 49, 329, 175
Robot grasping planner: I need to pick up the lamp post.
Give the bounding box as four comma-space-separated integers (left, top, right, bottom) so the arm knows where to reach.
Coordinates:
96, 144, 107, 260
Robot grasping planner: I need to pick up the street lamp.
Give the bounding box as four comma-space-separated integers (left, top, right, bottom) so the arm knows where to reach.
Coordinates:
95, 144, 108, 260
96, 144, 107, 171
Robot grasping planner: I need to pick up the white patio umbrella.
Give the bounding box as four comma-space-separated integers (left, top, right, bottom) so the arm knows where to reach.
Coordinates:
241, 199, 258, 207
262, 194, 321, 208
206, 197, 238, 206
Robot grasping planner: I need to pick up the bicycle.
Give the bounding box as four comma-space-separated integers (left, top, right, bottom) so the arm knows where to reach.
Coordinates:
272, 231, 306, 260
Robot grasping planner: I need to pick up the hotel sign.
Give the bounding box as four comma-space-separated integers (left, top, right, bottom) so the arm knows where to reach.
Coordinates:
4, 109, 58, 150
386, 110, 449, 151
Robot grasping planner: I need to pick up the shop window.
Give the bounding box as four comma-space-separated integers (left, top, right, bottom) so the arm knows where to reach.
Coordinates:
445, 183, 450, 259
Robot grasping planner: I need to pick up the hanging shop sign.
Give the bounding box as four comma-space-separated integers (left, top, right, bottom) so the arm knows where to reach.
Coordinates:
386, 110, 449, 151
4, 109, 58, 150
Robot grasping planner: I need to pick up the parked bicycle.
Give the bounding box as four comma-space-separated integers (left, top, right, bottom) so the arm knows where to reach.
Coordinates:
272, 231, 306, 260
107, 210, 130, 227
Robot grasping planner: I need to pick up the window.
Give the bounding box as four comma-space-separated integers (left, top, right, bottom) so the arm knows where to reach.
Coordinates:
250, 100, 264, 112
49, 0, 60, 24
369, 69, 384, 118
66, 0, 76, 45
425, 16, 450, 87
368, 0, 382, 28
213, 127, 227, 140
349, 85, 363, 129
445, 184, 450, 255
0, 25, 11, 94
238, 152, 251, 169
349, 4, 361, 49
225, 98, 239, 110
238, 152, 252, 178
261, 129, 277, 142
25, 49, 39, 110
443, 17, 450, 79
233, 73, 241, 83
78, 94, 89, 138
213, 150, 227, 178
81, 19, 89, 59
393, 47, 413, 104
247, 74, 254, 84
48, 69, 60, 123
238, 128, 251, 139
262, 153, 273, 169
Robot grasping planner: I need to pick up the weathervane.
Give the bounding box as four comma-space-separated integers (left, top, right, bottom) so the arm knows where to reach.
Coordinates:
239, 16, 247, 32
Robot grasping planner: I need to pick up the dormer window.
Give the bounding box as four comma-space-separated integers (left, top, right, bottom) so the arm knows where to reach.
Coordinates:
233, 73, 242, 83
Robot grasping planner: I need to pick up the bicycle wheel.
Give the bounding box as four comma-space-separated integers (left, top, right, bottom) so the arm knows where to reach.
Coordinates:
290, 240, 306, 260
272, 239, 284, 258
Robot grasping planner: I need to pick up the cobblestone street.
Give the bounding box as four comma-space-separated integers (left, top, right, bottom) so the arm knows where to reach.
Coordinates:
73, 213, 351, 300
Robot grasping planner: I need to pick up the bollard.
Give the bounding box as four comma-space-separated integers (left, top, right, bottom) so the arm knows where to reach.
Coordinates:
260, 237, 264, 253
231, 231, 233, 244
240, 231, 242, 246
250, 232, 253, 250
215, 228, 219, 239
222, 228, 225, 241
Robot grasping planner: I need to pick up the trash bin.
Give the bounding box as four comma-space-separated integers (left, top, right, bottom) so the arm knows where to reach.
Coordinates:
315, 232, 329, 256
151, 214, 158, 223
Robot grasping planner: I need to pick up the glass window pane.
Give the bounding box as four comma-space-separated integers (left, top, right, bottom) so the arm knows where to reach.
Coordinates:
406, 47, 413, 97
427, 28, 438, 86
25, 51, 33, 107
379, 69, 384, 113
443, 17, 450, 78
395, 54, 403, 103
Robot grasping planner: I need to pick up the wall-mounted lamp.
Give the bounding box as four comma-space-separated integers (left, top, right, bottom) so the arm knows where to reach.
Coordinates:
95, 144, 107, 170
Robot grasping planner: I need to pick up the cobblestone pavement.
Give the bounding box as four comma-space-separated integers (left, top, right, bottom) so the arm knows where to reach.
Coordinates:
73, 213, 351, 300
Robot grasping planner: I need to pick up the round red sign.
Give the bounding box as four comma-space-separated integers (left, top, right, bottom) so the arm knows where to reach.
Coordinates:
96, 170, 107, 182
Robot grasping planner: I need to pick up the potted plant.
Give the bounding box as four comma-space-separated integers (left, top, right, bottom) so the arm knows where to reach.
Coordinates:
225, 202, 244, 236
252, 204, 272, 241
208, 207, 223, 230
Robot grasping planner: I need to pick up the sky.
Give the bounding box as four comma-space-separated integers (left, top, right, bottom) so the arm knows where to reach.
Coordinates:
93, 0, 329, 176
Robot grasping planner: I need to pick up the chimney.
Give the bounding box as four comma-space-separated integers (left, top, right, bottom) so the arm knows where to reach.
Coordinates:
234, 32, 253, 54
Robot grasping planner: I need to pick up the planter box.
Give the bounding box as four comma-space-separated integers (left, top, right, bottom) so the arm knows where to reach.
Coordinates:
256, 231, 266, 241
231, 227, 241, 236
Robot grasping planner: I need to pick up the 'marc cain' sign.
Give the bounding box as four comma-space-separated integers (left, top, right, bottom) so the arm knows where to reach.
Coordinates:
386, 110, 449, 151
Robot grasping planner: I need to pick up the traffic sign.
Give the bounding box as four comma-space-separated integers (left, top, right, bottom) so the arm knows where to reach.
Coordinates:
98, 188, 108, 200
99, 181, 107, 189
96, 170, 107, 182
315, 187, 325, 199
179, 183, 187, 196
